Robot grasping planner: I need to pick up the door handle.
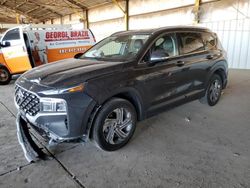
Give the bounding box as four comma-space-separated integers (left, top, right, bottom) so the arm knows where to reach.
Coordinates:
22, 46, 26, 52
176, 61, 185, 67
206, 54, 214, 59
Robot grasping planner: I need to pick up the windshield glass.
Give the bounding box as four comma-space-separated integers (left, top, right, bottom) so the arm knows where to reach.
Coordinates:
81, 34, 150, 61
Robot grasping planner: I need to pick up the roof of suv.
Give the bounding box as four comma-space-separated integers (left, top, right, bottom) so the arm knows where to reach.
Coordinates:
111, 25, 211, 36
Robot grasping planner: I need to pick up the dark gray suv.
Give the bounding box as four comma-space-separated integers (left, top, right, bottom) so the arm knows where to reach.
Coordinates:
15, 26, 228, 162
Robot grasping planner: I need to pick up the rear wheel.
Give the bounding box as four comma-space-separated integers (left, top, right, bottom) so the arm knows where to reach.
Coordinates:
0, 66, 11, 85
92, 98, 137, 151
200, 74, 222, 106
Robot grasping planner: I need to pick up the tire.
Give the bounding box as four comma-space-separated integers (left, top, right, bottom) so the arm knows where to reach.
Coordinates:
92, 98, 137, 151
200, 74, 222, 106
0, 66, 11, 85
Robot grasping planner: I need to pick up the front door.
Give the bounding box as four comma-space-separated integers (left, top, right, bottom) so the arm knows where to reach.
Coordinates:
137, 33, 193, 116
0, 27, 31, 74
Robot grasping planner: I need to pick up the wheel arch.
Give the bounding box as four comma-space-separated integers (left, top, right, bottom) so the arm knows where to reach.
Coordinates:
207, 61, 228, 89
112, 91, 144, 121
0, 63, 12, 85
0, 62, 5, 68
87, 88, 145, 139
0, 63, 11, 73
213, 68, 227, 88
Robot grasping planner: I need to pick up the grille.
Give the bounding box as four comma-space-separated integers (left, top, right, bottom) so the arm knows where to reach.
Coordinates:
15, 86, 40, 116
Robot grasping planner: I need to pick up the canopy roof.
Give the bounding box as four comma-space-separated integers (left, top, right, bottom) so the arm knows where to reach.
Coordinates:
0, 0, 113, 23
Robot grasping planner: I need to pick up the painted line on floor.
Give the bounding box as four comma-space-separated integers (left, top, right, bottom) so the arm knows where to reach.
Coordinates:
30, 132, 86, 188
0, 163, 31, 177
0, 101, 16, 118
0, 102, 84, 187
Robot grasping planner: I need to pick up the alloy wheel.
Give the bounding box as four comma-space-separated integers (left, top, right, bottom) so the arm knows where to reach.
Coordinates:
209, 79, 221, 103
102, 108, 133, 145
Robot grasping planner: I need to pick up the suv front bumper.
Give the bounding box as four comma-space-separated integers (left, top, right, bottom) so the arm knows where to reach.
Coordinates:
16, 113, 47, 162
15, 83, 97, 162
16, 111, 90, 162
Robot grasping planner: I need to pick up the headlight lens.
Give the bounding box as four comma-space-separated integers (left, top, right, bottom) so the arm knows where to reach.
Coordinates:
39, 83, 85, 95
40, 98, 67, 113
56, 101, 67, 112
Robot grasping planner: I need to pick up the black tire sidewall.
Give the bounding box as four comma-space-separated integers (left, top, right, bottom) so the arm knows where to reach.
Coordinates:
206, 74, 222, 106
93, 98, 137, 151
0, 66, 11, 85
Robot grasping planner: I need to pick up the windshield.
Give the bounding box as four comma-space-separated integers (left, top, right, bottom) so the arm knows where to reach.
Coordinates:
81, 34, 150, 61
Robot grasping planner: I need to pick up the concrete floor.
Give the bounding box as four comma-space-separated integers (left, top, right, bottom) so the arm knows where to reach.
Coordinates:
0, 69, 250, 188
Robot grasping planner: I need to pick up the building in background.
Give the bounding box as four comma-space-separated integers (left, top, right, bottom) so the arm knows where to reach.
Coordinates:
0, 0, 249, 69
83, 0, 250, 69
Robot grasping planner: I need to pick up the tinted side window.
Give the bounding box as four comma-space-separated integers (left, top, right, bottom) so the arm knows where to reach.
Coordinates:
150, 34, 178, 60
202, 32, 216, 50
178, 32, 204, 54
2, 28, 21, 46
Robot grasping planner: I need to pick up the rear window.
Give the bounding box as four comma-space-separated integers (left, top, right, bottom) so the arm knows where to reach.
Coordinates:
178, 32, 205, 54
202, 32, 216, 50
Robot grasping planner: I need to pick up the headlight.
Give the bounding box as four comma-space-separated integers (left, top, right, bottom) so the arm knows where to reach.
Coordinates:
40, 98, 67, 113
39, 83, 85, 95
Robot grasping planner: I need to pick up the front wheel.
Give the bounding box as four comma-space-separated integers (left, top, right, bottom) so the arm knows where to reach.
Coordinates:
92, 98, 137, 151
0, 66, 11, 85
200, 74, 222, 106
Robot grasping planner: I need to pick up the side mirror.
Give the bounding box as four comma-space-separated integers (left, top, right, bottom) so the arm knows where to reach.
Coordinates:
74, 53, 84, 59
1, 41, 11, 47
148, 51, 168, 66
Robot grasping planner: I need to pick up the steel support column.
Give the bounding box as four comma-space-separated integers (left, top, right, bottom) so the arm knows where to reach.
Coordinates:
125, 0, 129, 30
16, 14, 20, 24
85, 9, 89, 29
193, 0, 201, 24
112, 0, 129, 30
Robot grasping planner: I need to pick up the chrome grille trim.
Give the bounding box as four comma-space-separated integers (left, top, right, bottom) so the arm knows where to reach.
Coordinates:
15, 85, 40, 116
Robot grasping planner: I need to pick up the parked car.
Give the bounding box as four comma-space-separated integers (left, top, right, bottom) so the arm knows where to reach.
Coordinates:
14, 26, 228, 162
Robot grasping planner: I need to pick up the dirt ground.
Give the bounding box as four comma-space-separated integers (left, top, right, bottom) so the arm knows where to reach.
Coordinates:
0, 69, 249, 188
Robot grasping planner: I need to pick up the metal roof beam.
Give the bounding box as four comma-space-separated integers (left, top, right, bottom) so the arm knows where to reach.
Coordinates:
0, 10, 16, 19
16, 2, 26, 8
25, 7, 40, 14
39, 11, 55, 19
0, 4, 42, 22
66, 0, 87, 10
0, 0, 8, 5
0, 17, 16, 23
28, 0, 64, 17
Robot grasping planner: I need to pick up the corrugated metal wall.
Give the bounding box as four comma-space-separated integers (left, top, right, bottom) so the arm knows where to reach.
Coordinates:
56, 0, 250, 69
85, 0, 250, 69
200, 18, 250, 69
199, 0, 250, 69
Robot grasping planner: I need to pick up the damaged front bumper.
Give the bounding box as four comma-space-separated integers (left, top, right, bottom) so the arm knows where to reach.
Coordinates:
14, 84, 95, 162
16, 113, 47, 163
16, 112, 87, 162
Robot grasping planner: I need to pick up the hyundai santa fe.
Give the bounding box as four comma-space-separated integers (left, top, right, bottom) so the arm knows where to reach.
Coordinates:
14, 26, 228, 162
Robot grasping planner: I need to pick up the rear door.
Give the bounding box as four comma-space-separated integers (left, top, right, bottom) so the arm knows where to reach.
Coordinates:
176, 31, 211, 96
0, 27, 31, 74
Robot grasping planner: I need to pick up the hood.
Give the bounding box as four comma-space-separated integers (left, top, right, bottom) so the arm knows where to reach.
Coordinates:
19, 58, 124, 88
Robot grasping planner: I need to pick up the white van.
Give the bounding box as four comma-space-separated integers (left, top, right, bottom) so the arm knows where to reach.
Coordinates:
0, 24, 95, 84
